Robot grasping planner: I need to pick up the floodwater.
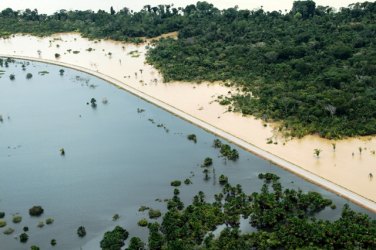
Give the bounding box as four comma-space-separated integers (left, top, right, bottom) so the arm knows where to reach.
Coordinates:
0, 59, 374, 250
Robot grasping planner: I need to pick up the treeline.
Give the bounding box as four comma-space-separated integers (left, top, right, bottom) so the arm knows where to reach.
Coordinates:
0, 4, 186, 41
1, 1, 376, 138
102, 173, 376, 249
147, 1, 376, 139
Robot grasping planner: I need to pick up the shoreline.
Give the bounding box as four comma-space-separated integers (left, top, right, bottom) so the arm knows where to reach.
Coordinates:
2, 54, 376, 213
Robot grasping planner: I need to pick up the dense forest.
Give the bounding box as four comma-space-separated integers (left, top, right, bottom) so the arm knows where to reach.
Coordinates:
98, 173, 376, 249
0, 1, 375, 138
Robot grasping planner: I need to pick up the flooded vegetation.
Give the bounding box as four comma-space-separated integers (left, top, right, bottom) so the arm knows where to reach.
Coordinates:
0, 59, 375, 249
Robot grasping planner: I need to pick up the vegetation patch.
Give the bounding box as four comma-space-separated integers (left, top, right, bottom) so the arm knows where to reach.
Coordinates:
29, 205, 44, 216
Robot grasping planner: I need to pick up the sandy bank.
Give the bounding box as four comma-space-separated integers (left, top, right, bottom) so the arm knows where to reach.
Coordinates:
1, 33, 376, 212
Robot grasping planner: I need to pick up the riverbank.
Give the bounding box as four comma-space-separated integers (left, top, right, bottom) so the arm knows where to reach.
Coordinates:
1, 33, 376, 212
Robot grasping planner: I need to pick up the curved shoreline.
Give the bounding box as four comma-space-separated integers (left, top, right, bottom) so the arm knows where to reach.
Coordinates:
2, 53, 376, 213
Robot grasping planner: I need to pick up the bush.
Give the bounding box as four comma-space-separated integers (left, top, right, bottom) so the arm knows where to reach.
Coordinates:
19, 232, 28, 243
3, 227, 14, 235
203, 157, 213, 167
187, 134, 197, 143
46, 218, 54, 225
0, 212, 4, 218
26, 73, 33, 79
37, 221, 45, 228
0, 219, 6, 227
184, 179, 192, 185
12, 215, 22, 223
31, 246, 40, 250
51, 239, 57, 246
112, 214, 120, 221
55, 53, 60, 59
29, 206, 44, 216
219, 174, 228, 185
9, 74, 15, 80
138, 206, 149, 212
138, 218, 148, 227
100, 226, 129, 250
77, 226, 86, 237
170, 180, 181, 187
23, 226, 29, 232
148, 209, 162, 219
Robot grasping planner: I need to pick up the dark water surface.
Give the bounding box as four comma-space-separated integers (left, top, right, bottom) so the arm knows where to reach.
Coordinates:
0, 60, 374, 250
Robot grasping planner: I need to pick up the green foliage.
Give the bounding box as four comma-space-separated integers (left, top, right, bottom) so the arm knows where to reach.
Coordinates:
50, 239, 57, 246
77, 226, 86, 237
0, 219, 6, 227
138, 218, 148, 227
170, 180, 181, 187
46, 218, 54, 225
37, 221, 45, 228
112, 214, 120, 221
148, 209, 162, 219
29, 205, 44, 216
31, 245, 40, 250
19, 232, 28, 243
12, 215, 22, 223
3, 227, 14, 235
218, 174, 228, 185
100, 226, 129, 250
26, 73, 33, 79
202, 157, 213, 167
126, 237, 146, 250
187, 134, 197, 143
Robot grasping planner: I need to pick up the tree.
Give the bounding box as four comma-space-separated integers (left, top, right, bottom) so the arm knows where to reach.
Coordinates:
291, 0, 316, 19
100, 226, 129, 250
314, 148, 322, 158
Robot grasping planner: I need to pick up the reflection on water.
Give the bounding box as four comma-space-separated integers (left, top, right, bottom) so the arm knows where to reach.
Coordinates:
0, 60, 374, 250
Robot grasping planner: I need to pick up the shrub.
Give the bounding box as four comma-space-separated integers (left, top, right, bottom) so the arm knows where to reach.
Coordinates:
26, 73, 33, 79
148, 209, 162, 219
0, 220, 7, 227
184, 179, 192, 185
19, 232, 28, 243
54, 53, 60, 59
219, 175, 228, 185
112, 214, 120, 221
138, 206, 149, 212
46, 218, 54, 225
29, 206, 44, 216
9, 74, 15, 80
51, 239, 57, 246
138, 218, 148, 227
31, 246, 40, 250
0, 212, 4, 218
170, 180, 181, 187
77, 226, 86, 237
203, 157, 213, 167
187, 134, 197, 143
3, 227, 14, 235
12, 215, 22, 223
23, 226, 29, 232
100, 226, 129, 250
37, 221, 45, 228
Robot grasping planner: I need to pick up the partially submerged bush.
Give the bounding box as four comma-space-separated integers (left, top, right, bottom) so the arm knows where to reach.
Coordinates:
0, 219, 7, 227
170, 180, 181, 187
29, 206, 44, 216
187, 134, 197, 143
219, 174, 228, 185
37, 221, 45, 228
46, 218, 54, 225
100, 226, 129, 250
12, 215, 22, 223
0, 212, 4, 218
3, 227, 14, 235
77, 226, 86, 237
19, 232, 28, 243
138, 218, 148, 227
148, 209, 162, 219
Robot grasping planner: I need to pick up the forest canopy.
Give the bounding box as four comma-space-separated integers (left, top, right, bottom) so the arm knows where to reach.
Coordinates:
1, 1, 375, 138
